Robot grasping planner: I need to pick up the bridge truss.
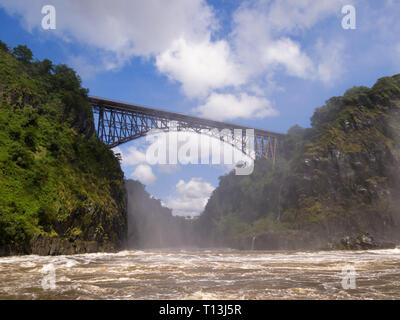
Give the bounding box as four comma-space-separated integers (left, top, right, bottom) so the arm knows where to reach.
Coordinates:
89, 96, 285, 164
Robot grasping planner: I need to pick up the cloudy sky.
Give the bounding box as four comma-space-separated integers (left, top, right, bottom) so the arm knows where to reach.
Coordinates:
1, 0, 399, 216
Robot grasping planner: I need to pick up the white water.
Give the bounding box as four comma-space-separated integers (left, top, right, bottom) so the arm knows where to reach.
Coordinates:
1, 248, 400, 299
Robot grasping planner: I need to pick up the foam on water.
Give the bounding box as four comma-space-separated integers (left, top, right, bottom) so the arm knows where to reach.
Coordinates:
1, 248, 400, 299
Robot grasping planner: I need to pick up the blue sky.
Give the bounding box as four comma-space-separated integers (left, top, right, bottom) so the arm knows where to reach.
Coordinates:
1, 0, 399, 216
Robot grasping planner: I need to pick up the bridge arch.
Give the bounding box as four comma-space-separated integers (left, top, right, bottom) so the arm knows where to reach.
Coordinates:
89, 96, 285, 164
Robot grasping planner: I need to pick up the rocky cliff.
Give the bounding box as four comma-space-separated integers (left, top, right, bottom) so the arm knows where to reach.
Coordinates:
196, 75, 400, 250
0, 43, 127, 256
282, 76, 400, 244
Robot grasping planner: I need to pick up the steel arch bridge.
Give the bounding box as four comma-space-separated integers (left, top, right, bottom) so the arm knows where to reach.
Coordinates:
89, 96, 285, 164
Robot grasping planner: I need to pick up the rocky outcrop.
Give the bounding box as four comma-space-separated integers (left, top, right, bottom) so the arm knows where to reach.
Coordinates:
0, 236, 118, 256
280, 76, 400, 243
233, 232, 396, 251
30, 235, 117, 255
233, 231, 317, 251
327, 233, 396, 250
195, 75, 400, 251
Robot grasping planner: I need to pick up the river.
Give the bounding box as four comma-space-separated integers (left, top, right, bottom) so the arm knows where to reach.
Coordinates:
0, 248, 399, 299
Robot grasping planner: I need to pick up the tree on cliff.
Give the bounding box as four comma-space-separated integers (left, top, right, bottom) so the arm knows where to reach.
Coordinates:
12, 45, 33, 63
196, 74, 400, 248
0, 42, 126, 255
0, 40, 9, 52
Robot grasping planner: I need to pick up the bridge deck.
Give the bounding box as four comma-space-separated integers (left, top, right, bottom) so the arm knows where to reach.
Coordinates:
88, 96, 286, 138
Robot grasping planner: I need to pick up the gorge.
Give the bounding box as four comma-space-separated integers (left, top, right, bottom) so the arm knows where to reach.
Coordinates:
1, 41, 400, 256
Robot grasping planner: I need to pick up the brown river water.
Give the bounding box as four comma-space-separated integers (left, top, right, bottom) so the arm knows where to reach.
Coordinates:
0, 248, 400, 300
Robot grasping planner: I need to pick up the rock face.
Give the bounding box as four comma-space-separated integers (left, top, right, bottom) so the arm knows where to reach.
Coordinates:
0, 235, 117, 256
281, 77, 400, 245
329, 233, 396, 250
234, 231, 316, 251
196, 75, 400, 250
0, 45, 127, 256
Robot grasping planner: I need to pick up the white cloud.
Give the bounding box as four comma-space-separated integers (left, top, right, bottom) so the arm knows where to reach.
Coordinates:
112, 145, 146, 166
231, 1, 349, 83
262, 0, 347, 32
0, 0, 215, 57
131, 164, 156, 185
194, 93, 277, 121
68, 55, 102, 79
123, 130, 251, 168
362, 1, 400, 67
156, 37, 244, 98
123, 146, 147, 166
166, 178, 215, 216
263, 38, 315, 79
315, 39, 345, 84
0, 0, 364, 121
112, 146, 123, 156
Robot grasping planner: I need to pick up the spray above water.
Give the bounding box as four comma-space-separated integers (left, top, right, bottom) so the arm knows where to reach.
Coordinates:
125, 179, 197, 249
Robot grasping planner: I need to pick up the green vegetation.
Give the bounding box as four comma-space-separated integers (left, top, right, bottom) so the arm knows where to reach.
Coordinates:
2, 39, 400, 252
196, 75, 400, 248
0, 42, 126, 253
196, 158, 292, 245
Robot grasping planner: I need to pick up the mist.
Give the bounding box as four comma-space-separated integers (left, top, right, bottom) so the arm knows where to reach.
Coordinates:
125, 179, 198, 249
